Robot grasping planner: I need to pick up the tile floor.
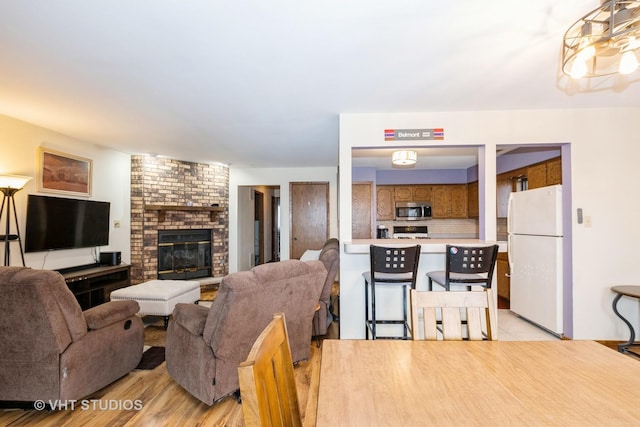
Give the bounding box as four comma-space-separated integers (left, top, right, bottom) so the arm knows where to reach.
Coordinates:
181, 297, 561, 341
498, 309, 560, 341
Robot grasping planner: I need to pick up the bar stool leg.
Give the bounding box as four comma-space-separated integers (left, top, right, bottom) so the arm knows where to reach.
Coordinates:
365, 279, 370, 340
402, 285, 409, 340
371, 281, 377, 340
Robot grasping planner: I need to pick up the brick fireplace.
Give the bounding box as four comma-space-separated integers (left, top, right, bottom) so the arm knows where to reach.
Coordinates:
158, 229, 212, 280
130, 155, 229, 284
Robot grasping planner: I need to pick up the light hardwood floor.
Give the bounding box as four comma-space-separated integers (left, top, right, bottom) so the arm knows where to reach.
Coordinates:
0, 288, 628, 426
0, 290, 326, 427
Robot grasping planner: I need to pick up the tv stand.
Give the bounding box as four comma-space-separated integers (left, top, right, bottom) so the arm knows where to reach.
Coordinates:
58, 264, 131, 310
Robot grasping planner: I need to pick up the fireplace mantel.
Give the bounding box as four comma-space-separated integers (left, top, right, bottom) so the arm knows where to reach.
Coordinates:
144, 205, 224, 222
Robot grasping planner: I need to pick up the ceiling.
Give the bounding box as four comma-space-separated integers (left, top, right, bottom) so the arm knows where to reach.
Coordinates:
1, 1, 639, 169
352, 147, 479, 170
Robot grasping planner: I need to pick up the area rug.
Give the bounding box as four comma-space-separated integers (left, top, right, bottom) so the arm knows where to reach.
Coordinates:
135, 346, 165, 370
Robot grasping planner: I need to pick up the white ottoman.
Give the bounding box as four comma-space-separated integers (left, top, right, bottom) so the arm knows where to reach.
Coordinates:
110, 280, 201, 329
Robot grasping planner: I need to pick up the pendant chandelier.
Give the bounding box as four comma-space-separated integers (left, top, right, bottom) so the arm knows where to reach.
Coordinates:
562, 0, 640, 78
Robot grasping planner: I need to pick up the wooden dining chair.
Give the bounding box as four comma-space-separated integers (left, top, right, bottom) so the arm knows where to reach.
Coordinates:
410, 288, 497, 341
237, 312, 303, 427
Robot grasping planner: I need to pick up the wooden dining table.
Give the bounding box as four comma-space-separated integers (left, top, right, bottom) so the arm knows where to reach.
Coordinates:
316, 339, 640, 426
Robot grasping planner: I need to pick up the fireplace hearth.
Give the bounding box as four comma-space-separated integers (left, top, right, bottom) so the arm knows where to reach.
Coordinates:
158, 229, 212, 280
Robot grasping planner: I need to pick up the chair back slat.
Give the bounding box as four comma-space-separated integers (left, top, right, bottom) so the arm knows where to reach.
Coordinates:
410, 289, 497, 341
441, 307, 463, 340
238, 312, 302, 427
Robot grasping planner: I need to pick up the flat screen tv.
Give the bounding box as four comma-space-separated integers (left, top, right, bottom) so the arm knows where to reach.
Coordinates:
25, 194, 110, 252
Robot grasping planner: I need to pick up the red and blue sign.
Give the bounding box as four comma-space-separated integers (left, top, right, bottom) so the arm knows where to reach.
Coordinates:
384, 128, 444, 141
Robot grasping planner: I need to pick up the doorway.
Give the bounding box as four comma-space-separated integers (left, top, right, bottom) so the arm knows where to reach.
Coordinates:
237, 185, 280, 270
272, 195, 280, 262
254, 190, 264, 266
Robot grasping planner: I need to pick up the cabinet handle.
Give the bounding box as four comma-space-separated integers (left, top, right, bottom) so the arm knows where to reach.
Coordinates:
505, 273, 510, 278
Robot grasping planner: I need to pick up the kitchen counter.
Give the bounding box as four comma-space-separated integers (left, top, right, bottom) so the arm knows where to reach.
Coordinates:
345, 238, 506, 254
339, 238, 507, 339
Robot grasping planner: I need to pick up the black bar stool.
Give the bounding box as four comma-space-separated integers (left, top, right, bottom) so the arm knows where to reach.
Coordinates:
426, 244, 498, 291
363, 244, 421, 339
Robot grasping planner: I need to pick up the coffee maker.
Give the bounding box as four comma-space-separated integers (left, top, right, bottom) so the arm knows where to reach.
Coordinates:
376, 225, 389, 239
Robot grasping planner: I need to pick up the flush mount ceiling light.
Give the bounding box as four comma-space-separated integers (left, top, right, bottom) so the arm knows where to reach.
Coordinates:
392, 150, 417, 166
563, 0, 640, 78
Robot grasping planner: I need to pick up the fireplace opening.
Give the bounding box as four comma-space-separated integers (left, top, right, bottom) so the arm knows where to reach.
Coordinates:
158, 229, 212, 280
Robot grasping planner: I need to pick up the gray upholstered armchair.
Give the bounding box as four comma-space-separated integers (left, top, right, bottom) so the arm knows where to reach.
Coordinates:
0, 267, 144, 404
313, 238, 340, 337
166, 259, 326, 405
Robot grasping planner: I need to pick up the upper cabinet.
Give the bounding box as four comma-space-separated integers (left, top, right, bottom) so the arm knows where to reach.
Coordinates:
394, 185, 432, 202
497, 157, 562, 217
546, 157, 562, 186
432, 185, 468, 218
467, 181, 479, 218
377, 183, 473, 220
376, 185, 395, 220
527, 156, 562, 190
496, 173, 516, 218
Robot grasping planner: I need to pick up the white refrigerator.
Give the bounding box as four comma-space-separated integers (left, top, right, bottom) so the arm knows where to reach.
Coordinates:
507, 184, 563, 335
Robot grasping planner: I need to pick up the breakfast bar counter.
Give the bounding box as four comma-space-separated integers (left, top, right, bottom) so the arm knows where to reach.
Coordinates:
339, 238, 507, 339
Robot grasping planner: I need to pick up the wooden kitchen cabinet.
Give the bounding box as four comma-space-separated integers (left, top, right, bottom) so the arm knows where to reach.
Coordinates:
496, 173, 515, 218
394, 186, 413, 202
412, 185, 432, 201
496, 252, 510, 301
526, 157, 563, 190
467, 181, 479, 218
394, 185, 432, 202
376, 185, 395, 220
546, 157, 562, 185
432, 185, 467, 218
527, 163, 547, 190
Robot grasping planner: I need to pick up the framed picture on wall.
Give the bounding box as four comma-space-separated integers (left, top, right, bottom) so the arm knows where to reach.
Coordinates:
38, 147, 92, 196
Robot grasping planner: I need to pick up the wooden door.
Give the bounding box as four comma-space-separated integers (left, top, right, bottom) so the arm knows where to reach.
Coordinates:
352, 182, 373, 239
290, 182, 329, 259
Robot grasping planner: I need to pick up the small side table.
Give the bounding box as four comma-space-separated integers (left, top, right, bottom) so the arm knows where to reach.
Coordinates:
611, 285, 640, 356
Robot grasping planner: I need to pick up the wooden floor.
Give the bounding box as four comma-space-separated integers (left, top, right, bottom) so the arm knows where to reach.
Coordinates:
0, 285, 632, 426
0, 288, 331, 427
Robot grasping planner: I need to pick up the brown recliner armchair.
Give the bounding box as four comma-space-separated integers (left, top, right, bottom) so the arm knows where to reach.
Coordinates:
166, 259, 326, 405
0, 267, 144, 403
313, 238, 340, 337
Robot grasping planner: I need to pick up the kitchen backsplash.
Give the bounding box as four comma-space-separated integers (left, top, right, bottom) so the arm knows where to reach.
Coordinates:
378, 218, 479, 236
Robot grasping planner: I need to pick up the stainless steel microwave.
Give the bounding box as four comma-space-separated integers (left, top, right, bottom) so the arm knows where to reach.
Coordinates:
395, 201, 431, 220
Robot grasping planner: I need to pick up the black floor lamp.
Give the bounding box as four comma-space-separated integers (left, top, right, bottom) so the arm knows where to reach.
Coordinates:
0, 174, 32, 266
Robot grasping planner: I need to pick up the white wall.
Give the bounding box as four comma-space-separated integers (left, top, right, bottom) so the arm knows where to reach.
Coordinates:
0, 114, 131, 270
340, 108, 640, 341
229, 167, 338, 273
237, 186, 255, 271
